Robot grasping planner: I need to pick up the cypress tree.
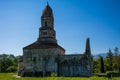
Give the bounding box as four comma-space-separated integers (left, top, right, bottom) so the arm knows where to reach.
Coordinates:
99, 56, 105, 73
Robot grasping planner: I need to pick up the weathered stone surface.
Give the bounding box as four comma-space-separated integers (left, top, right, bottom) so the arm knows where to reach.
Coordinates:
18, 3, 93, 77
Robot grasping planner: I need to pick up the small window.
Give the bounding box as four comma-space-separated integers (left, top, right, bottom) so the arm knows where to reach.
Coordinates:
33, 57, 36, 62
42, 32, 47, 35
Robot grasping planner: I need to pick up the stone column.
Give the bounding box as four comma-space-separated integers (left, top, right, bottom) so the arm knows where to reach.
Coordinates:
42, 57, 46, 77
54, 62, 58, 76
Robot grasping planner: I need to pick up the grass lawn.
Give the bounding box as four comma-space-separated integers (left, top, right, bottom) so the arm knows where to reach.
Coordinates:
0, 73, 120, 80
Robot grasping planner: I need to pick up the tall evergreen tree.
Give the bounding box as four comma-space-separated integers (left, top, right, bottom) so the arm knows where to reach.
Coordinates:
114, 47, 119, 56
119, 54, 120, 72
106, 49, 113, 71
99, 56, 105, 73
113, 47, 119, 71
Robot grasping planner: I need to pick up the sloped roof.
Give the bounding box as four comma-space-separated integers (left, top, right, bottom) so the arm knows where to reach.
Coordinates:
23, 41, 65, 51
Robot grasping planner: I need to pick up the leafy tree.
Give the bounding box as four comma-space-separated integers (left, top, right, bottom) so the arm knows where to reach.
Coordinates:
0, 54, 19, 73
0, 54, 13, 72
50, 72, 57, 77
6, 66, 17, 72
93, 58, 100, 73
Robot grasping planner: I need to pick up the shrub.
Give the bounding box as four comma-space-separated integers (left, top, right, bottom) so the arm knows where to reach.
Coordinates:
6, 66, 17, 72
50, 72, 57, 77
106, 71, 120, 77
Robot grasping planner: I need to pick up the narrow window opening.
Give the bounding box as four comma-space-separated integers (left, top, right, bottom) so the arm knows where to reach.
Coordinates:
33, 57, 36, 62
45, 21, 47, 26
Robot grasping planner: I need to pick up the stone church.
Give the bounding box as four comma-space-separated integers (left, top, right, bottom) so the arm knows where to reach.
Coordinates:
18, 3, 93, 77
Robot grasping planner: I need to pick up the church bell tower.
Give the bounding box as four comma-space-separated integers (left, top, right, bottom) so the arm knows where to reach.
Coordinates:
38, 3, 57, 45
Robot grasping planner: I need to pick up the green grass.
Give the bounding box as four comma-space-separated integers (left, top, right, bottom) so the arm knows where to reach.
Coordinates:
0, 73, 120, 80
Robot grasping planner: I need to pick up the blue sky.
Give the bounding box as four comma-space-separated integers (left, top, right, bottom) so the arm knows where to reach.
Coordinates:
0, 0, 120, 56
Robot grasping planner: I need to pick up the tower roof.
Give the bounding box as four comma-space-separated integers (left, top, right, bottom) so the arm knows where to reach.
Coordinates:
23, 2, 65, 52
42, 3, 53, 17
85, 38, 91, 54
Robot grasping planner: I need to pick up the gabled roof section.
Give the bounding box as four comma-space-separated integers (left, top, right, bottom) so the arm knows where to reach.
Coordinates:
23, 41, 65, 51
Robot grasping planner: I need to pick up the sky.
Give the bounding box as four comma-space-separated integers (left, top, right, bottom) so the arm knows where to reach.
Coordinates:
0, 0, 120, 56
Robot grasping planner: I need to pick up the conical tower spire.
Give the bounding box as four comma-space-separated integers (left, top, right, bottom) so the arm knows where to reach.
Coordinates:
85, 38, 91, 54
42, 2, 53, 18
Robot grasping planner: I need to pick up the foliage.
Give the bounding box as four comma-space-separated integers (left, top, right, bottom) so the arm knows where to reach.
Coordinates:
0, 54, 20, 73
50, 72, 57, 77
106, 49, 113, 71
113, 47, 120, 72
93, 58, 100, 73
93, 47, 120, 73
6, 66, 17, 72
93, 73, 106, 77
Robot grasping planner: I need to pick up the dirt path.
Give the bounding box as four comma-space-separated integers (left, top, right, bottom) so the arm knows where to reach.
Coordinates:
12, 75, 21, 78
